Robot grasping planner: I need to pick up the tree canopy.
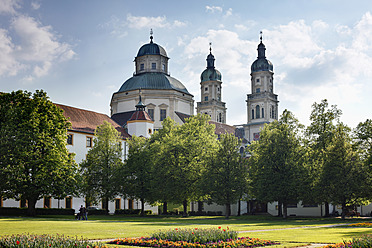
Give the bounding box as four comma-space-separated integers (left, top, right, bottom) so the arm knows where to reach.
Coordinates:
80, 121, 124, 210
0, 90, 78, 216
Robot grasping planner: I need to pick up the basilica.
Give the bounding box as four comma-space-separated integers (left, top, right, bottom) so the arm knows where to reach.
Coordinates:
110, 32, 279, 145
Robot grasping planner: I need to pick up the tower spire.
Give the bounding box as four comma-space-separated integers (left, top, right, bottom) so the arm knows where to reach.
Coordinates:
150, 29, 153, 43
260, 31, 263, 43
206, 42, 215, 68
135, 88, 146, 111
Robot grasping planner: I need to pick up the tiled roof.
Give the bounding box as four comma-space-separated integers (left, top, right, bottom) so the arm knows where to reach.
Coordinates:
175, 111, 191, 123
128, 110, 153, 122
55, 104, 130, 139
209, 120, 236, 135
111, 111, 136, 127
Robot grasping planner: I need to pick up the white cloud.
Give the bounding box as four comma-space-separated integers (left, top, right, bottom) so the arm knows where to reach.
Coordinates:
31, 1, 41, 10
126, 14, 186, 29
0, 14, 75, 79
0, 28, 23, 76
205, 6, 223, 13
224, 8, 233, 18
0, 0, 20, 15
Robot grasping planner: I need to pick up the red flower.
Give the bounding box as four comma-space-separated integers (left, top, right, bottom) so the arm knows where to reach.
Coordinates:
175, 228, 178, 230
218, 226, 221, 229
192, 232, 194, 234
195, 228, 198, 230
223, 229, 226, 232
16, 241, 20, 245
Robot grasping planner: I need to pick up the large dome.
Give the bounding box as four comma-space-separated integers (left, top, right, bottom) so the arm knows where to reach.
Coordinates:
136, 42, 168, 58
201, 68, 222, 82
117, 73, 192, 95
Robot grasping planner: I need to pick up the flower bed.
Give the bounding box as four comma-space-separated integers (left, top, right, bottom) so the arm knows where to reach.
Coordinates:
109, 237, 279, 248
108, 227, 279, 248
0, 234, 108, 248
347, 222, 372, 227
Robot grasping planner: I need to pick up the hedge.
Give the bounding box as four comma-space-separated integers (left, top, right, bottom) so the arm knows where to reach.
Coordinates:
0, 207, 74, 216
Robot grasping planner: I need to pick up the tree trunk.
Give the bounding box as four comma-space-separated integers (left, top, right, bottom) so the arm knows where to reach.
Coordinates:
282, 202, 288, 219
225, 203, 231, 219
341, 202, 347, 220
162, 201, 168, 215
277, 201, 283, 217
27, 197, 37, 216
197, 201, 203, 213
182, 200, 188, 217
103, 197, 109, 213
237, 199, 241, 216
140, 198, 145, 217
324, 202, 330, 217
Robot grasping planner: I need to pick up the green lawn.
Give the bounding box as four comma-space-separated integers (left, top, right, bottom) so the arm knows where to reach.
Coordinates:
0, 215, 370, 247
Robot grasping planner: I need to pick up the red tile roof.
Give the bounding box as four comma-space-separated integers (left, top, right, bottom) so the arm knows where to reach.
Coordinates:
209, 120, 236, 135
128, 110, 153, 122
55, 104, 130, 139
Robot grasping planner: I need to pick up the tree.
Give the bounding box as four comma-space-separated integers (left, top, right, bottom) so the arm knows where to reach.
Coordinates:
354, 119, 372, 165
248, 110, 305, 218
323, 124, 370, 219
0, 90, 78, 216
122, 135, 154, 216
80, 121, 124, 210
151, 114, 217, 216
306, 99, 342, 217
204, 133, 248, 219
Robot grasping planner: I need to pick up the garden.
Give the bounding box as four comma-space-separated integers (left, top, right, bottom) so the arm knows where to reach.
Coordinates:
0, 215, 372, 248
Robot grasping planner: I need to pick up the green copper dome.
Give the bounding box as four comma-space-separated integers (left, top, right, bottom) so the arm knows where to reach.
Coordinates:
201, 68, 222, 82
136, 35, 168, 58
251, 42, 273, 73
117, 73, 192, 95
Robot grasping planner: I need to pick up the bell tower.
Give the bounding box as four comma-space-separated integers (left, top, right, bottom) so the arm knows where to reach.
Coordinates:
196, 43, 227, 123
245, 32, 279, 142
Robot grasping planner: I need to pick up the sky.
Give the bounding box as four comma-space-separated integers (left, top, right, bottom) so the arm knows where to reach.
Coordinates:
1, 0, 372, 128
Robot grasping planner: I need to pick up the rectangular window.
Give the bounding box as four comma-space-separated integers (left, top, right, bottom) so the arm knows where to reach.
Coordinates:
67, 134, 73, 145
204, 96, 208, 101
65, 197, 72, 209
86, 137, 92, 147
20, 198, 27, 208
302, 203, 318, 208
148, 109, 154, 120
115, 199, 121, 210
162, 64, 165, 71
128, 199, 133, 210
140, 63, 144, 71
256, 88, 260, 93
256, 78, 260, 82
160, 109, 166, 121
151, 63, 156, 69
205, 87, 208, 91
44, 197, 51, 208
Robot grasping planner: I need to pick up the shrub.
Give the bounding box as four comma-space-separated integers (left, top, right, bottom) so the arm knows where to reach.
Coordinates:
88, 209, 109, 215
0, 234, 107, 248
0, 207, 74, 216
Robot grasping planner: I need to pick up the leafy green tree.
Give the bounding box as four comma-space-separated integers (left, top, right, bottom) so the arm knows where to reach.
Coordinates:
306, 99, 342, 217
122, 135, 154, 216
80, 121, 124, 211
323, 124, 370, 219
151, 114, 217, 216
248, 110, 305, 218
0, 90, 78, 216
354, 119, 372, 165
204, 133, 248, 218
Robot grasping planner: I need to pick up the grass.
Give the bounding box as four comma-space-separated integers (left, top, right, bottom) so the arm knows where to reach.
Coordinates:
0, 215, 370, 247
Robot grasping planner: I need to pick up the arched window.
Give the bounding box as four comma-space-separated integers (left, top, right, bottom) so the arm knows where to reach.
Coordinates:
252, 109, 254, 120
271, 106, 275, 119
262, 108, 264, 118
256, 105, 260, 119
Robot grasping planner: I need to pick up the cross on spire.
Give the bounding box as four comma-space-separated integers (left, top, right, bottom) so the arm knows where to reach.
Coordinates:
260, 31, 263, 43
209, 42, 212, 54
150, 29, 153, 43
